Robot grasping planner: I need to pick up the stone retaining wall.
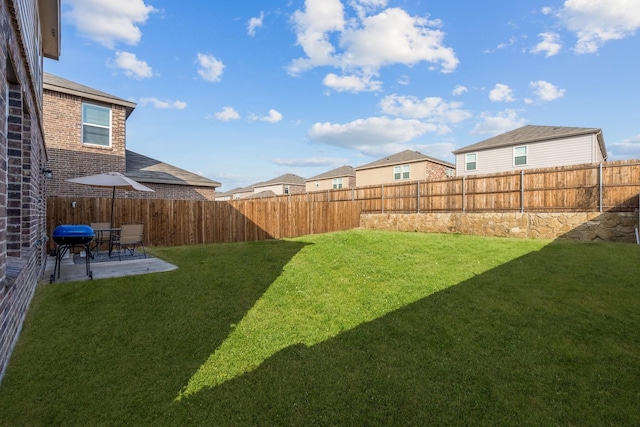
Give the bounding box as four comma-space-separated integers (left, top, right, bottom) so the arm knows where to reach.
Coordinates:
360, 212, 638, 243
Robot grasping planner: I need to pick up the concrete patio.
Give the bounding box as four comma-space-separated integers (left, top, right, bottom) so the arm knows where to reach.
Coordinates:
41, 252, 178, 284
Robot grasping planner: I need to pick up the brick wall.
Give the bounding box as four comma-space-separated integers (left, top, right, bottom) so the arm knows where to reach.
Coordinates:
424, 161, 450, 181
1, 0, 50, 383
43, 89, 217, 201
43, 89, 127, 196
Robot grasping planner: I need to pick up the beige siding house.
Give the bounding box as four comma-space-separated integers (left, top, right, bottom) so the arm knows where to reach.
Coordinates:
306, 165, 356, 192
251, 174, 306, 198
43, 73, 220, 200
355, 150, 454, 187
453, 125, 607, 177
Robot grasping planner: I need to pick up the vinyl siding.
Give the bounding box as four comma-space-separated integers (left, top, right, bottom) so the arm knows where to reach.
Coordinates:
456, 134, 601, 176
356, 162, 424, 187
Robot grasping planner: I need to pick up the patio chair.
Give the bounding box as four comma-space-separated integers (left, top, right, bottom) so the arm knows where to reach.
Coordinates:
90, 222, 111, 257
113, 223, 146, 260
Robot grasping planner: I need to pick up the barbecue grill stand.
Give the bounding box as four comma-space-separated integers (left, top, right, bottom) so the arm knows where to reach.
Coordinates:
50, 225, 95, 283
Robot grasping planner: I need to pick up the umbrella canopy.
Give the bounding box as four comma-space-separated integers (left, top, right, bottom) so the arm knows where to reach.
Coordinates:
67, 172, 154, 225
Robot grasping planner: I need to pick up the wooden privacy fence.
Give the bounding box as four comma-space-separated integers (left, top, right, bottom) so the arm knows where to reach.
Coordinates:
46, 199, 362, 250
281, 160, 640, 214
47, 160, 640, 250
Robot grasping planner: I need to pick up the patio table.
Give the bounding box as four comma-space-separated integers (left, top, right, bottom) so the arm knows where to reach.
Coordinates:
93, 228, 121, 258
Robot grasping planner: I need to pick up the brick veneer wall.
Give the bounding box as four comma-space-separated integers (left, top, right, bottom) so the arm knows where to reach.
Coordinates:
43, 90, 217, 201
424, 161, 451, 180
43, 89, 127, 196
1, 0, 50, 383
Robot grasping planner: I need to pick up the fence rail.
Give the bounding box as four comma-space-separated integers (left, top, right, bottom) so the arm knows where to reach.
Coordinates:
46, 199, 362, 250
281, 160, 640, 214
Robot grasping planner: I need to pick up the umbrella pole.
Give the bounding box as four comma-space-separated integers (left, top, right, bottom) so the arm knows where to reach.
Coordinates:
111, 186, 115, 226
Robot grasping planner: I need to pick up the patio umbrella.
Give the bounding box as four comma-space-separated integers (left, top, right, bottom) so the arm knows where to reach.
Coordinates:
67, 172, 154, 226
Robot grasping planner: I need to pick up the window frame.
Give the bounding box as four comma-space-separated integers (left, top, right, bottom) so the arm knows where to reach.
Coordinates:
284, 184, 290, 194
465, 153, 477, 171
332, 177, 343, 189
393, 164, 410, 180
513, 145, 527, 166
82, 102, 112, 147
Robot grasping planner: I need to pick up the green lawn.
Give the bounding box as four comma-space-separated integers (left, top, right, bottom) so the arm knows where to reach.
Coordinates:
1, 229, 639, 426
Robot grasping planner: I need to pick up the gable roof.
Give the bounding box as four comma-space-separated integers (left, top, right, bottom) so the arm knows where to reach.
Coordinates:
355, 150, 454, 170
43, 72, 137, 118
452, 125, 606, 157
125, 150, 220, 188
306, 165, 355, 181
248, 190, 277, 199
253, 173, 306, 188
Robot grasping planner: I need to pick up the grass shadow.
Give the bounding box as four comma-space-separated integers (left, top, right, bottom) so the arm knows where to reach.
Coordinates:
0, 239, 308, 425
1, 232, 639, 425
169, 238, 640, 425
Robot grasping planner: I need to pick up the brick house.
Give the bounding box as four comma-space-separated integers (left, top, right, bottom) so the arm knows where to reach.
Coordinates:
1, 0, 61, 382
43, 72, 220, 201
355, 150, 454, 186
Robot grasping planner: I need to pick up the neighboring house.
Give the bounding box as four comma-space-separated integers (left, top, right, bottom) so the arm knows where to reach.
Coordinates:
306, 165, 356, 192
452, 125, 607, 177
1, 0, 61, 382
43, 73, 220, 201
214, 187, 243, 201
251, 174, 306, 197
355, 150, 454, 187
125, 150, 219, 200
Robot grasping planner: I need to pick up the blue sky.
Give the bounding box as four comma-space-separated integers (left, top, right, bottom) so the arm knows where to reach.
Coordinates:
44, 0, 640, 191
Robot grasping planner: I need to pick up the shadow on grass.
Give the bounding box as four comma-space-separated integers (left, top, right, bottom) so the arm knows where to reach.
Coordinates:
0, 239, 309, 425
171, 239, 640, 426
1, 234, 639, 425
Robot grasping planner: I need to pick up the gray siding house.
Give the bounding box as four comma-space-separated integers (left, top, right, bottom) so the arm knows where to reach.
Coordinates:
453, 125, 607, 176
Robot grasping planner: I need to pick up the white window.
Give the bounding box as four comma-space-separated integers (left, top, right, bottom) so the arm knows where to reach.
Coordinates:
514, 146, 527, 166
465, 153, 477, 171
284, 184, 290, 194
393, 165, 410, 180
315, 181, 319, 188
332, 178, 343, 189
82, 103, 111, 146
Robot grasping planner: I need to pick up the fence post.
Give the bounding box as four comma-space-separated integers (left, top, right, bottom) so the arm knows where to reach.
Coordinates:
520, 170, 525, 213
417, 181, 420, 213
462, 176, 466, 212
599, 163, 603, 213
381, 184, 384, 214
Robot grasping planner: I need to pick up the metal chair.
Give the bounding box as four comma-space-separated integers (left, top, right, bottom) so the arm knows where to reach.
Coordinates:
113, 223, 146, 260
90, 222, 111, 257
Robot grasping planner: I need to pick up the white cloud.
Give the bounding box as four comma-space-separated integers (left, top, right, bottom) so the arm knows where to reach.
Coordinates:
196, 53, 225, 82
323, 72, 382, 92
272, 157, 348, 167
111, 51, 153, 78
608, 134, 640, 160
214, 107, 240, 121
558, 0, 640, 53
531, 32, 562, 57
530, 80, 566, 101
247, 11, 265, 36
289, 1, 458, 91
138, 97, 186, 110
489, 84, 515, 102
309, 116, 439, 155
452, 85, 468, 96
64, 0, 157, 48
541, 7, 554, 15
470, 109, 526, 136
379, 94, 471, 124
252, 109, 283, 123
